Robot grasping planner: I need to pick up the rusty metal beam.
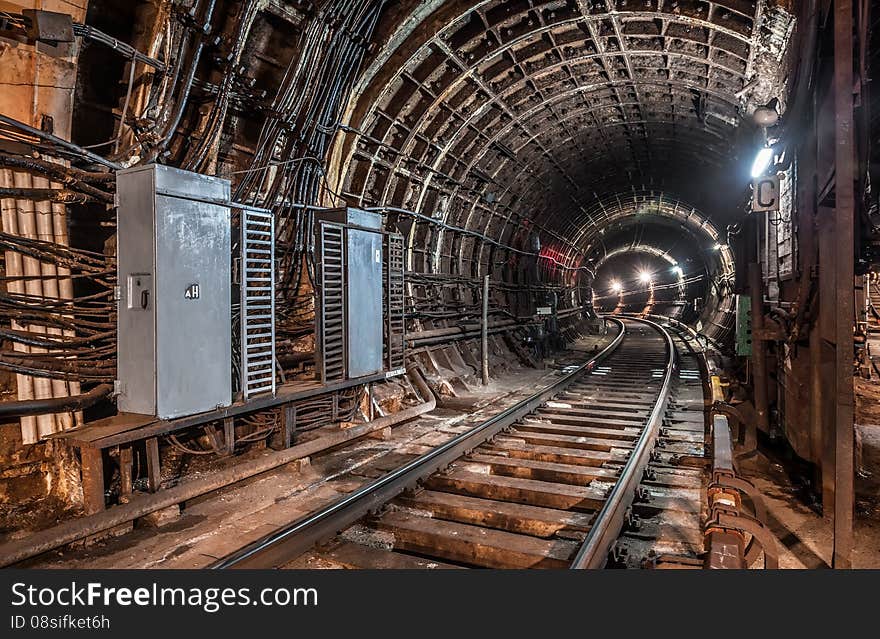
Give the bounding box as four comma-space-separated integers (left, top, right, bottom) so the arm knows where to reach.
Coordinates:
748, 263, 770, 434
832, 0, 855, 569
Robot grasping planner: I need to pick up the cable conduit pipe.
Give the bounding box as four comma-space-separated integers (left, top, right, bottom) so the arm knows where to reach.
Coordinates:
365, 206, 595, 276
0, 115, 121, 170
407, 318, 519, 341
0, 383, 111, 418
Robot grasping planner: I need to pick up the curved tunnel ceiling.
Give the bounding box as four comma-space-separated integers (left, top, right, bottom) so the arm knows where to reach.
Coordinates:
590, 222, 714, 309
572, 191, 735, 270
333, 0, 794, 271
581, 198, 734, 276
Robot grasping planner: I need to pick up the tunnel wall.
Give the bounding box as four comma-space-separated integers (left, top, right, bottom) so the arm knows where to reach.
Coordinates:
323, 0, 789, 355
0, 0, 809, 531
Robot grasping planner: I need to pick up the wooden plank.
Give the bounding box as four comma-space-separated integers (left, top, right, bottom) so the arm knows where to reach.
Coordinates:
400, 489, 594, 538
204, 424, 225, 453
626, 514, 705, 546
517, 420, 640, 441
349, 451, 423, 479
145, 437, 161, 493
586, 373, 660, 380
544, 402, 649, 415
579, 378, 660, 388
283, 404, 296, 446
480, 438, 616, 466
80, 447, 105, 514
562, 390, 656, 403
119, 446, 133, 497
633, 495, 702, 515
371, 510, 577, 568
643, 470, 704, 489
54, 412, 154, 446
508, 428, 635, 452
310, 541, 464, 569
574, 384, 658, 394
577, 376, 663, 384
533, 412, 644, 428
270, 404, 296, 451
465, 453, 618, 486
223, 417, 235, 455
541, 405, 649, 419
656, 430, 705, 444
426, 468, 606, 512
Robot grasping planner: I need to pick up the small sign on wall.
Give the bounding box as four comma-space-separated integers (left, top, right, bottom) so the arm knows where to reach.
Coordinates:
752, 175, 780, 212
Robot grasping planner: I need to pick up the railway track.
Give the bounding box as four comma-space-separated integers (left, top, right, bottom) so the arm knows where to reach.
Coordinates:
213, 317, 710, 569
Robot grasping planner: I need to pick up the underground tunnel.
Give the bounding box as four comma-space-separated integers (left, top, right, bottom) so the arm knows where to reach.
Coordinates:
0, 0, 877, 579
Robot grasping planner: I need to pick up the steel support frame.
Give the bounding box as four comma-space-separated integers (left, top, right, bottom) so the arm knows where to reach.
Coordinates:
748, 263, 771, 435
79, 447, 105, 514
832, 0, 856, 569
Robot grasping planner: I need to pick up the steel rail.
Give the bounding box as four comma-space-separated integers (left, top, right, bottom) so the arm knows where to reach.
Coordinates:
569, 316, 677, 569
637, 311, 721, 353
212, 318, 627, 569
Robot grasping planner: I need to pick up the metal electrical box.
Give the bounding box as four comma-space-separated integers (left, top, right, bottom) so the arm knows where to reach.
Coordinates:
346, 214, 384, 378
735, 294, 752, 357
116, 164, 232, 418
315, 208, 405, 383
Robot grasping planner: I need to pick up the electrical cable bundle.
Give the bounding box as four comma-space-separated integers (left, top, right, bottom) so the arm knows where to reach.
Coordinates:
0, 228, 114, 382
162, 385, 364, 457
293, 386, 363, 432
180, 0, 262, 173
231, 1, 385, 328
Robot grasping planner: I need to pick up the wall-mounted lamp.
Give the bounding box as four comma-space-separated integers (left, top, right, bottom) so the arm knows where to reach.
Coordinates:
750, 146, 775, 178
751, 99, 780, 178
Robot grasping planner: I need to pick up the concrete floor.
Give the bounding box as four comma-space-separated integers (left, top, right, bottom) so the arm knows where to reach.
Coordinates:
738, 449, 880, 569
736, 416, 880, 569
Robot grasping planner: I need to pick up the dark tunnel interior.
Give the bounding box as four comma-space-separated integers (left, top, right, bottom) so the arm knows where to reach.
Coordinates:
1, 0, 879, 571
325, 0, 775, 345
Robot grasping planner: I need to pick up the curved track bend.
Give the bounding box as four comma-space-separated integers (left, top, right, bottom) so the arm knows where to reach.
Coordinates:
213, 317, 710, 569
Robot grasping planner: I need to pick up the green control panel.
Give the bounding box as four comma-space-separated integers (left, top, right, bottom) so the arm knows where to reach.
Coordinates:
735, 294, 752, 356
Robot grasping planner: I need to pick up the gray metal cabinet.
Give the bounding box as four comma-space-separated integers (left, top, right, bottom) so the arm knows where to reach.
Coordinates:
116, 164, 232, 418
315, 208, 399, 382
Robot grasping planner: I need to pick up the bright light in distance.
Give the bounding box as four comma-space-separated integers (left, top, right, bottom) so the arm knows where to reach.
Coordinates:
638, 270, 653, 284
672, 265, 683, 277
750, 146, 774, 178
610, 280, 622, 293
712, 243, 724, 251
